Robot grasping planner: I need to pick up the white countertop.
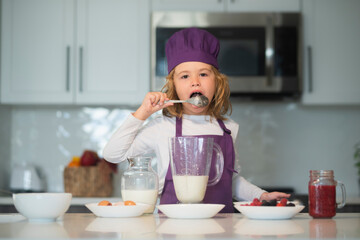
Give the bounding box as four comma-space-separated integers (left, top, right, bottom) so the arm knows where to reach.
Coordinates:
0, 213, 359, 239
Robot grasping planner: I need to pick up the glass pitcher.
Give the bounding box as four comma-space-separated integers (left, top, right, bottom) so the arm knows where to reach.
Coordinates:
121, 156, 159, 213
169, 136, 224, 203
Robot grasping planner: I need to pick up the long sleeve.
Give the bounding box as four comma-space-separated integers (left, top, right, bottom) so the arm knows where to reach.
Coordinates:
232, 175, 266, 201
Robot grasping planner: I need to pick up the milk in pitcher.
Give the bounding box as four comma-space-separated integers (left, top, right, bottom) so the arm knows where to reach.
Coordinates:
173, 175, 209, 203
121, 189, 158, 213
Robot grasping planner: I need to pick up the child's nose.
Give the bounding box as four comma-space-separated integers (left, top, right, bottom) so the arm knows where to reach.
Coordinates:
191, 77, 200, 87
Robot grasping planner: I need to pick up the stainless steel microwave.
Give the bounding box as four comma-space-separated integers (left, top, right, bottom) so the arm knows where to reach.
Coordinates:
151, 12, 302, 100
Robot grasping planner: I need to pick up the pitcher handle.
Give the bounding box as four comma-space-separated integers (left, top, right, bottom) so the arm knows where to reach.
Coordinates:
336, 181, 346, 209
207, 142, 224, 186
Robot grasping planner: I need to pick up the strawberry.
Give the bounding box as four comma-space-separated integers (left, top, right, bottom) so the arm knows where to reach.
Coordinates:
252, 198, 262, 206
277, 198, 288, 207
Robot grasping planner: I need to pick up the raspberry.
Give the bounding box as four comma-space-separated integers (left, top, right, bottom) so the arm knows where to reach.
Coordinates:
251, 198, 262, 206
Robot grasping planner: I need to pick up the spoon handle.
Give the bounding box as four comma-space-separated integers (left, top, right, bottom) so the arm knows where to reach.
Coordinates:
164, 100, 186, 104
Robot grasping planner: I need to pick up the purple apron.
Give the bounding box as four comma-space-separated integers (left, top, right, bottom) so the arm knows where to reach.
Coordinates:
160, 117, 236, 213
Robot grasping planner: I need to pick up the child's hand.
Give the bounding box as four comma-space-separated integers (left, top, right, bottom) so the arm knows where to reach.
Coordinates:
260, 192, 291, 202
133, 92, 174, 120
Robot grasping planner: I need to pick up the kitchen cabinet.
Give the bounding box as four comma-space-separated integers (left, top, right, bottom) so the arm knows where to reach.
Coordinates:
1, 0, 149, 105
151, 0, 300, 12
301, 0, 360, 105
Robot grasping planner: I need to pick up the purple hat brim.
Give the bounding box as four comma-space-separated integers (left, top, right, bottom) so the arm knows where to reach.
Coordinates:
167, 50, 219, 73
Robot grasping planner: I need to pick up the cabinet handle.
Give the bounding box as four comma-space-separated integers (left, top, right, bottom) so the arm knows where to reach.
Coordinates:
307, 46, 313, 93
79, 47, 83, 92
66, 46, 70, 92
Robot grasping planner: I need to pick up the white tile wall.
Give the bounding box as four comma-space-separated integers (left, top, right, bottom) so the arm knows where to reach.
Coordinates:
1, 102, 360, 196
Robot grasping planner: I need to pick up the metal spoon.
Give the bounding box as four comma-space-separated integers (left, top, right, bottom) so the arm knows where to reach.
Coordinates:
165, 95, 209, 107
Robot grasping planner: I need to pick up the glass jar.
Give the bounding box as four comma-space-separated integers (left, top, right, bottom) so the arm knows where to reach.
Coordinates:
308, 170, 346, 218
121, 156, 159, 214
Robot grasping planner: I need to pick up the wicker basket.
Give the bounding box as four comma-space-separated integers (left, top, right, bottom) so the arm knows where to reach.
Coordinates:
64, 160, 113, 197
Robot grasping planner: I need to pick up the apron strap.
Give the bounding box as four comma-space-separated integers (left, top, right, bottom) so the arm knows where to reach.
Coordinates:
176, 117, 182, 137
217, 119, 231, 135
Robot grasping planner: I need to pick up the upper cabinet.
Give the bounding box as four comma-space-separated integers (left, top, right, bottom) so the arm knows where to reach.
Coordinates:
1, 0, 74, 104
1, 0, 150, 105
301, 0, 360, 105
151, 0, 300, 12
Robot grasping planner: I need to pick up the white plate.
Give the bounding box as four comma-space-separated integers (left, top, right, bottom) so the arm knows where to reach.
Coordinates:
85, 203, 149, 218
234, 202, 304, 220
157, 204, 225, 219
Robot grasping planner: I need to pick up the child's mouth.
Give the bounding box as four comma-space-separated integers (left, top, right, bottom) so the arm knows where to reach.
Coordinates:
190, 92, 203, 98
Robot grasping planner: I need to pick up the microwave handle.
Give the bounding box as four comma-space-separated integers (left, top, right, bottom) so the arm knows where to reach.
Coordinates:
307, 46, 313, 93
265, 15, 274, 87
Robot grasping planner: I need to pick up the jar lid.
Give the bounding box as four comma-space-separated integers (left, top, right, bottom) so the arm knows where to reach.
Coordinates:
310, 170, 334, 177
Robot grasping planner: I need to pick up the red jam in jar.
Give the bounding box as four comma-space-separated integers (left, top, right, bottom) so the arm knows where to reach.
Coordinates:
308, 170, 346, 218
309, 185, 336, 218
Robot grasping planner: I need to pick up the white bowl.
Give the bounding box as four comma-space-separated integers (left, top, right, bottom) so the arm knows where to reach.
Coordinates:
13, 193, 72, 222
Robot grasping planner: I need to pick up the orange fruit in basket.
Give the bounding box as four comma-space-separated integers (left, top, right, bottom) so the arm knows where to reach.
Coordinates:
67, 156, 81, 167
68, 161, 80, 167
124, 200, 136, 206
98, 200, 112, 206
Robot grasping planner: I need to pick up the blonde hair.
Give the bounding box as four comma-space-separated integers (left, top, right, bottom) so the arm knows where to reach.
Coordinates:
161, 66, 232, 120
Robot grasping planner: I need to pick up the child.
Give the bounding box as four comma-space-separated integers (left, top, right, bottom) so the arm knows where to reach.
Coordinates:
103, 27, 290, 213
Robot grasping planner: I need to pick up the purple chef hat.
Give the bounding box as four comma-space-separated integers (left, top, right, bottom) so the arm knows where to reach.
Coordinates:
165, 27, 220, 74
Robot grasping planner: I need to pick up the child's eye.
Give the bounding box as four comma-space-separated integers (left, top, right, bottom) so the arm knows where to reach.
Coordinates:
200, 73, 208, 77
181, 74, 189, 79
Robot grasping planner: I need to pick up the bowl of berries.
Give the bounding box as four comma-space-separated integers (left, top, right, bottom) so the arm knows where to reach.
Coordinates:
234, 198, 304, 220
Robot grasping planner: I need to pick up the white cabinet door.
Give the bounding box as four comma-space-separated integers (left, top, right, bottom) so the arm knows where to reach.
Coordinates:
302, 0, 360, 105
1, 0, 74, 104
151, 0, 225, 11
75, 0, 149, 105
1, 0, 149, 105
227, 0, 300, 12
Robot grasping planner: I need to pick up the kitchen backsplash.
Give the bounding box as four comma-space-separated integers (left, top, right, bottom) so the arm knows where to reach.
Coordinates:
1, 102, 360, 196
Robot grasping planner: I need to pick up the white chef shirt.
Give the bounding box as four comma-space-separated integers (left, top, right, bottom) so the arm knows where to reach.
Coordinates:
103, 113, 266, 201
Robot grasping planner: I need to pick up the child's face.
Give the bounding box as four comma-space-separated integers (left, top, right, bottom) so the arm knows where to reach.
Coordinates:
173, 61, 216, 115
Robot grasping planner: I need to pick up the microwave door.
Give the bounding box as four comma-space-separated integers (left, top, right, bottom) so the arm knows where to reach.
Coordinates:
215, 27, 275, 93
